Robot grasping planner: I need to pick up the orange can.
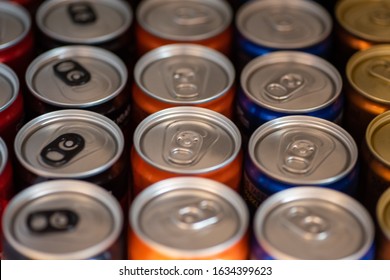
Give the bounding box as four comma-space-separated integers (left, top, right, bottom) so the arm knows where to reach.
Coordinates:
135, 0, 233, 56
132, 44, 235, 128
377, 187, 390, 260
128, 177, 249, 260
131, 107, 243, 196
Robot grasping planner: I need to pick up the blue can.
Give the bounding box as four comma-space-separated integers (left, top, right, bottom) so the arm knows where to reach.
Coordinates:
251, 187, 375, 260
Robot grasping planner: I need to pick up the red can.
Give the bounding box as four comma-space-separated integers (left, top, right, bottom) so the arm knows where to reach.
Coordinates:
9, 0, 43, 16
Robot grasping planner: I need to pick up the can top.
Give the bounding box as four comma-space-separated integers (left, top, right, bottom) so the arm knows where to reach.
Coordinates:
0, 137, 8, 174
2, 180, 123, 259
336, 0, 390, 43
134, 44, 235, 104
241, 51, 342, 113
366, 110, 390, 167
133, 107, 241, 174
130, 177, 248, 258
14, 110, 124, 178
377, 187, 390, 240
248, 116, 357, 185
254, 187, 374, 260
236, 0, 332, 49
136, 0, 232, 41
346, 45, 390, 104
0, 2, 31, 50
26, 46, 128, 108
0, 63, 19, 112
36, 0, 132, 44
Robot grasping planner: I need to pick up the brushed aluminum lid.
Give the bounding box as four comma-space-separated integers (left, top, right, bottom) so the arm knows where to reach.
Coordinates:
366, 110, 390, 167
0, 137, 8, 174
0, 63, 18, 111
377, 187, 390, 240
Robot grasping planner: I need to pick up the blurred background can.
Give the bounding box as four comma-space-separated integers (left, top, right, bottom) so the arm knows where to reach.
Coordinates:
2, 180, 124, 259
252, 187, 375, 259
129, 177, 249, 260
131, 107, 242, 196
376, 187, 390, 260
8, 0, 44, 16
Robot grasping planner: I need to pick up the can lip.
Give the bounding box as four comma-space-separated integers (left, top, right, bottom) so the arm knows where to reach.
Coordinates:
130, 177, 248, 258
36, 0, 132, 44
25, 45, 128, 108
253, 187, 375, 260
2, 179, 123, 260
0, 2, 31, 50
0, 138, 9, 175
377, 187, 390, 240
236, 0, 332, 50
240, 51, 342, 113
136, 0, 232, 41
14, 109, 124, 179
134, 43, 235, 105
0, 63, 19, 112
133, 106, 242, 174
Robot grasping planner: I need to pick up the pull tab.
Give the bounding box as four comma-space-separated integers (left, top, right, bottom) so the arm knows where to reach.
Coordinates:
172, 67, 199, 99
370, 9, 390, 26
68, 2, 97, 24
40, 133, 85, 167
264, 73, 305, 101
174, 6, 210, 25
282, 206, 330, 240
368, 59, 390, 83
267, 14, 296, 32
53, 60, 91, 86
27, 209, 79, 233
167, 130, 203, 165
172, 200, 223, 230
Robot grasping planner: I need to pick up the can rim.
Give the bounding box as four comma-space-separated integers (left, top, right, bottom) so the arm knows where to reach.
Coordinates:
2, 180, 123, 260
133, 106, 242, 174
136, 0, 232, 41
377, 187, 390, 240
134, 43, 235, 105
0, 63, 19, 112
25, 45, 128, 108
253, 187, 375, 260
0, 138, 8, 175
130, 177, 248, 258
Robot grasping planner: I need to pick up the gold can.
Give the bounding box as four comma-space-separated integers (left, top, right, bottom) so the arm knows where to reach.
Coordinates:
377, 187, 390, 260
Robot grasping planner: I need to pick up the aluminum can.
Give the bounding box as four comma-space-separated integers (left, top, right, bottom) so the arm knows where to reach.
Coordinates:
132, 44, 235, 128
0, 63, 24, 154
243, 115, 359, 214
252, 187, 375, 259
377, 187, 390, 260
9, 0, 43, 16
343, 45, 390, 146
235, 0, 332, 71
135, 0, 233, 56
0, 2, 34, 80
237, 51, 343, 141
2, 180, 124, 259
131, 107, 243, 196
129, 177, 249, 260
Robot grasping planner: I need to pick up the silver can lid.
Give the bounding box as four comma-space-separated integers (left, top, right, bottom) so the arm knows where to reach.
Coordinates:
248, 116, 357, 185
2, 180, 123, 259
135, 44, 234, 104
0, 2, 31, 50
236, 0, 332, 49
133, 107, 241, 174
0, 63, 19, 112
241, 51, 342, 113
26, 46, 128, 108
36, 0, 132, 44
254, 187, 374, 259
0, 137, 8, 174
14, 110, 124, 178
136, 0, 232, 41
130, 177, 248, 258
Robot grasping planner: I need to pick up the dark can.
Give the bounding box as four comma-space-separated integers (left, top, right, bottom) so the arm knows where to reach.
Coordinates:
9, 0, 44, 16
243, 115, 359, 214
252, 187, 375, 259
2, 179, 124, 259
377, 187, 390, 260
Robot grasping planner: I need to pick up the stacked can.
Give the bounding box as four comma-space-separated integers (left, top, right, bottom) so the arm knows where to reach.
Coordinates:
135, 0, 233, 56
2, 180, 124, 259
131, 107, 242, 196
377, 188, 390, 260
129, 177, 249, 260
252, 187, 375, 259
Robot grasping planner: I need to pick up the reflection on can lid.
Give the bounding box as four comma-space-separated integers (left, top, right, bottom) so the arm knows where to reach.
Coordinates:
36, 0, 132, 44
130, 177, 248, 258
377, 187, 390, 240
236, 0, 332, 49
0, 138, 8, 174
241, 51, 341, 113
26, 46, 127, 107
2, 180, 122, 259
133, 107, 241, 173
347, 45, 390, 104
366, 110, 390, 167
254, 187, 374, 259
248, 116, 357, 184
137, 0, 232, 41
0, 2, 30, 50
0, 63, 18, 111
336, 0, 390, 43
135, 44, 234, 104
14, 110, 124, 178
